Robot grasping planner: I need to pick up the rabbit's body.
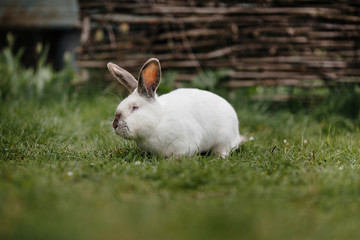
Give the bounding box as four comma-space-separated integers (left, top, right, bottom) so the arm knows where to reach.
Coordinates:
108, 58, 244, 158
138, 88, 242, 157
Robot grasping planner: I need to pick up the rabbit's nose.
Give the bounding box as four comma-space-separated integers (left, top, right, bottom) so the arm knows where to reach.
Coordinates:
113, 120, 118, 129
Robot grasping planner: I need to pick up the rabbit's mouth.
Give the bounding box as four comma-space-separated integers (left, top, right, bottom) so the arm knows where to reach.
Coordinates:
114, 120, 131, 139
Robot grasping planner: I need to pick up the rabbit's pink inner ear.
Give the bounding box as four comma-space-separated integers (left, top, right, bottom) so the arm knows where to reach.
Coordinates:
142, 62, 160, 93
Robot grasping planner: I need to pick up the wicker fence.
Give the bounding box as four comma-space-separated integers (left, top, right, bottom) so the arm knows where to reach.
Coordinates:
76, 0, 360, 89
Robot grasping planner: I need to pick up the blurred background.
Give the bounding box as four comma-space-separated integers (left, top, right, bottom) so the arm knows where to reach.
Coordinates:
1, 0, 360, 100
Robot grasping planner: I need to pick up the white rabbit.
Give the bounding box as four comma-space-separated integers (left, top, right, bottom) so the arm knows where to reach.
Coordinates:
107, 58, 245, 158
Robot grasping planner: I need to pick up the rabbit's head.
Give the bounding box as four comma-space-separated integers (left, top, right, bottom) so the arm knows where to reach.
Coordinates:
107, 58, 162, 140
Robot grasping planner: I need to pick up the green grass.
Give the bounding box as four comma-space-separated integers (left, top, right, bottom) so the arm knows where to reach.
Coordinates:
1, 89, 360, 240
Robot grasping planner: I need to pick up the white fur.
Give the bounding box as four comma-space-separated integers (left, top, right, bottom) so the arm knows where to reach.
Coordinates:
108, 59, 245, 158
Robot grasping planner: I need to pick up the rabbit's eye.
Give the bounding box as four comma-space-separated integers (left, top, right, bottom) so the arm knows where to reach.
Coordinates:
132, 105, 139, 111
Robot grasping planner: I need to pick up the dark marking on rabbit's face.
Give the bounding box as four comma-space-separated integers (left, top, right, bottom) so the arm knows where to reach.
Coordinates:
113, 112, 131, 139
113, 113, 122, 129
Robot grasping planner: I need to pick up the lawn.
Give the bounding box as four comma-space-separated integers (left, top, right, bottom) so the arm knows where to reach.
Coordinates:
1, 85, 360, 240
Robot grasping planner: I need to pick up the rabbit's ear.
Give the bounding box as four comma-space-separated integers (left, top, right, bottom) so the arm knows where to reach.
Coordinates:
138, 58, 161, 98
107, 62, 138, 92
